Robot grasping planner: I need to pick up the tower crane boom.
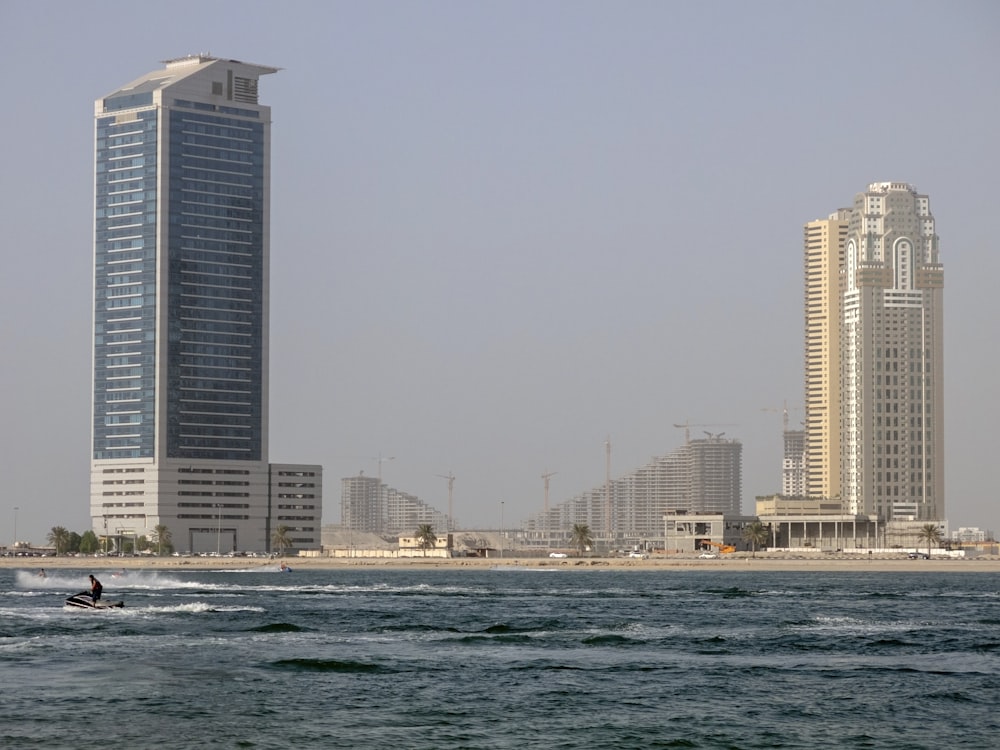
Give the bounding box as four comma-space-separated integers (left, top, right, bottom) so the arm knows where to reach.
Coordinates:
435, 472, 455, 531
672, 421, 737, 443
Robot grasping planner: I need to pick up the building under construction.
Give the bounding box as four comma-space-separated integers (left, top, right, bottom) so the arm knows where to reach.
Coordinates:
523, 435, 742, 550
340, 474, 448, 536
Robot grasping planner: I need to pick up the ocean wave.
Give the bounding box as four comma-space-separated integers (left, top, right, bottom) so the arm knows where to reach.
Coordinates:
247, 622, 307, 633
580, 633, 634, 646
266, 658, 392, 673
702, 586, 760, 597
448, 633, 536, 645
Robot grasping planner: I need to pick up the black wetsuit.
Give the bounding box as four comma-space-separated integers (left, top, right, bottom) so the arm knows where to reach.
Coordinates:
91, 578, 103, 603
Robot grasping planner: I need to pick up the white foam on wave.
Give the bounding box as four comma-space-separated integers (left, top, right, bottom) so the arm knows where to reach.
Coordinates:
14, 570, 90, 590
94, 570, 319, 593
103, 572, 233, 591
118, 602, 267, 615
806, 613, 919, 637
220, 563, 290, 573
4, 589, 52, 598
10, 569, 494, 598
11, 569, 243, 593
0, 605, 65, 624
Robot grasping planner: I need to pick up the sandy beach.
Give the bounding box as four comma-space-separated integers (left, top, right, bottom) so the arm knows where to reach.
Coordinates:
5, 553, 999, 573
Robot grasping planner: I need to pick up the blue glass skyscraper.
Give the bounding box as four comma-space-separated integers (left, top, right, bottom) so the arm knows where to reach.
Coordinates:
91, 56, 321, 553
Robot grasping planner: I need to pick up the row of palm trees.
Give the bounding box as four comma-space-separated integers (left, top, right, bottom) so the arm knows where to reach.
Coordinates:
42, 524, 176, 556
42, 524, 297, 557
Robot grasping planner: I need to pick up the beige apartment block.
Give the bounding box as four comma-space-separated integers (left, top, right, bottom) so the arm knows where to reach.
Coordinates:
841, 183, 944, 521
803, 211, 849, 500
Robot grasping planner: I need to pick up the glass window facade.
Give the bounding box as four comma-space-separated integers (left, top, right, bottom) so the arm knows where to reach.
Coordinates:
93, 110, 158, 459
165, 108, 265, 460
93, 97, 266, 462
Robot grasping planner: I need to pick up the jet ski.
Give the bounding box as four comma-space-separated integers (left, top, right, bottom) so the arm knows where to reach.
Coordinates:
65, 592, 124, 609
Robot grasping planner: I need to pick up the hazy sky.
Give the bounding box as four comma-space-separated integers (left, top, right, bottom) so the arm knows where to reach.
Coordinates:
2, 1, 998, 544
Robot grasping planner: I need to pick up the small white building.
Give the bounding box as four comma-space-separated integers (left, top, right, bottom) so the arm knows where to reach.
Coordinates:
397, 533, 454, 558
951, 527, 987, 543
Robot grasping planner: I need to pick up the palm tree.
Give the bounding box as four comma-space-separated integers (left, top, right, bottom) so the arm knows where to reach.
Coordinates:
46, 526, 71, 556
79, 530, 99, 555
271, 525, 293, 557
151, 524, 172, 556
570, 524, 593, 557
415, 524, 437, 557
916, 523, 941, 559
742, 521, 770, 559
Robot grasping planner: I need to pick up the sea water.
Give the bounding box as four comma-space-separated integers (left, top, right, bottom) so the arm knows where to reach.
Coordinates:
2, 566, 998, 749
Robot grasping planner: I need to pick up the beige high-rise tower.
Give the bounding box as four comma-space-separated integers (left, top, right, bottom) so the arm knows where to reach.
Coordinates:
841, 183, 944, 520
803, 211, 849, 500
803, 183, 944, 522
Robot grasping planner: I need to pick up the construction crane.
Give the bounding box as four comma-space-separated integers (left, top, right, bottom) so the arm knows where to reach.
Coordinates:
357, 454, 395, 485
761, 402, 802, 431
436, 472, 455, 532
672, 421, 737, 443
605, 437, 613, 538
541, 471, 557, 539
541, 471, 557, 516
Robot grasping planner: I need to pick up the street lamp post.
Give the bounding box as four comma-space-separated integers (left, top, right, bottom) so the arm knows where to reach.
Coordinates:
216, 504, 223, 555
12, 506, 18, 552
499, 501, 505, 559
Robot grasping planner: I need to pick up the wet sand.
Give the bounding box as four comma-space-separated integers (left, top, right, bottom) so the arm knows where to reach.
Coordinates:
5, 554, 998, 573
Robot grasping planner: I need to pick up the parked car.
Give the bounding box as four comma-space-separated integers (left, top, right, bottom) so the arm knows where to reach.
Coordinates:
549, 552, 568, 558
698, 552, 718, 559
628, 551, 649, 559
907, 552, 930, 559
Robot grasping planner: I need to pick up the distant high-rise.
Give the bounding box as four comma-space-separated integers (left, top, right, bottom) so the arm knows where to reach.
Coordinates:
524, 435, 743, 544
340, 474, 449, 535
782, 428, 805, 496
803, 183, 944, 521
341, 475, 384, 533
684, 436, 743, 515
90, 56, 321, 552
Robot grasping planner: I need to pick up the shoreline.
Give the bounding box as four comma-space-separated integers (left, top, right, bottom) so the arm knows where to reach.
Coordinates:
5, 554, 999, 573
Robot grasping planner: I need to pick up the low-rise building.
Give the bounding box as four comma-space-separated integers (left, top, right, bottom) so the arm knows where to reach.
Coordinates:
663, 511, 756, 554
398, 533, 454, 558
